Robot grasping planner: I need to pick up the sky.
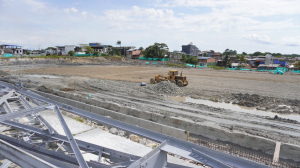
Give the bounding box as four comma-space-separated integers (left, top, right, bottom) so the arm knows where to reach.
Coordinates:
0, 0, 299, 54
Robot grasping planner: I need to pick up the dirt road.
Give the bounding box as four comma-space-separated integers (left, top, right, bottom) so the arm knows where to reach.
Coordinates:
20, 65, 300, 100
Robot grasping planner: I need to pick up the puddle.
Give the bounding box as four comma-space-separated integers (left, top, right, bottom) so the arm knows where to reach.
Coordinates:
22, 75, 60, 79
170, 96, 300, 122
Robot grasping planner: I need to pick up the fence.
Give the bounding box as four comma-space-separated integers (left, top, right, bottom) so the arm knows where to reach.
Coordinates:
3, 54, 13, 57
74, 54, 95, 56
139, 57, 169, 61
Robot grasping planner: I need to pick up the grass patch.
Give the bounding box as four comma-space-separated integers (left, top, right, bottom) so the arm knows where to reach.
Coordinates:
208, 66, 226, 70
75, 117, 85, 123
166, 63, 186, 68
210, 97, 218, 102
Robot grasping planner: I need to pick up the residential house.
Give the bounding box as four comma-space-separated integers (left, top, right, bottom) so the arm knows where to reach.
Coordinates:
257, 64, 281, 70
88, 43, 112, 53
115, 46, 135, 55
0, 44, 23, 55
169, 51, 183, 62
126, 49, 142, 59
198, 57, 217, 66
29, 50, 42, 55
56, 45, 75, 55
182, 42, 199, 56
201, 50, 214, 57
212, 52, 222, 60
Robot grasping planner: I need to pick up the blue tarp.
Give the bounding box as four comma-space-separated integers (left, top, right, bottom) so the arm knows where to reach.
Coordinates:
274, 60, 287, 66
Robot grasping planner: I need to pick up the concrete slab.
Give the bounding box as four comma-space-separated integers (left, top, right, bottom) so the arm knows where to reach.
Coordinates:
74, 128, 203, 167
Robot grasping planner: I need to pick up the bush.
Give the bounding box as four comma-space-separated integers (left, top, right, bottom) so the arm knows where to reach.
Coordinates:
68, 50, 75, 56
208, 66, 225, 70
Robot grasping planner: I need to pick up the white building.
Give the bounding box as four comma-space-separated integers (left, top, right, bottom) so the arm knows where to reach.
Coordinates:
56, 45, 75, 55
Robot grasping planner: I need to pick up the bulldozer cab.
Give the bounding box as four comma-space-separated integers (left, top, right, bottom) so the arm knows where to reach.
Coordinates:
168, 70, 178, 80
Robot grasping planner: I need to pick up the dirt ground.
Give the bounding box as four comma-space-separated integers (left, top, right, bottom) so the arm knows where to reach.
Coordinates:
2, 63, 300, 165
20, 65, 300, 100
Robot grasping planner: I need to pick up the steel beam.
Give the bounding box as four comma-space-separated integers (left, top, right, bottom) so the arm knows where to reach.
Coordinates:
0, 105, 50, 123
36, 115, 55, 135
1, 120, 140, 161
0, 134, 104, 168
4, 101, 13, 114
128, 141, 168, 168
0, 90, 14, 106
19, 95, 33, 109
0, 160, 12, 168
54, 106, 89, 168
0, 138, 58, 168
0, 82, 272, 168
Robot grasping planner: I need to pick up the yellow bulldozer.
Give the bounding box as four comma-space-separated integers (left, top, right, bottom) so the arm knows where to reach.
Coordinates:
150, 70, 188, 87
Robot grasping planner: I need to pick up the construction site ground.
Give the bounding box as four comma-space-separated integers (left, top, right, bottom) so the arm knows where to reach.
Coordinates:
1, 60, 300, 165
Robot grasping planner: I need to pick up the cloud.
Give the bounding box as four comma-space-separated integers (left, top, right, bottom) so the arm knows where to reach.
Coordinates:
71, 7, 78, 13
161, 0, 300, 17
243, 34, 272, 44
81, 12, 87, 18
277, 36, 300, 47
96, 6, 296, 33
244, 34, 300, 47
64, 7, 78, 13
63, 8, 70, 13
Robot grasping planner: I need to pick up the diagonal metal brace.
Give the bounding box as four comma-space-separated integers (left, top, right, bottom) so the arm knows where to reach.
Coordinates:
128, 141, 168, 168
54, 106, 89, 168
0, 105, 50, 123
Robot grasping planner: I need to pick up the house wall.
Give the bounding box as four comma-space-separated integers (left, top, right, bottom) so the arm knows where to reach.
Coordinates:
198, 58, 217, 66
207, 58, 217, 63
64, 45, 75, 55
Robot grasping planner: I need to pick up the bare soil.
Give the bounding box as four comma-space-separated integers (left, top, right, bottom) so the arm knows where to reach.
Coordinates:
20, 65, 300, 100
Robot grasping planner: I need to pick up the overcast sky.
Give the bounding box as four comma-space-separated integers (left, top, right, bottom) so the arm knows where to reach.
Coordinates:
0, 0, 299, 54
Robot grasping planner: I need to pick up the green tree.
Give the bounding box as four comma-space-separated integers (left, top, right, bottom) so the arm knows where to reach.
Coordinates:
142, 43, 169, 59
116, 40, 121, 47
26, 51, 30, 55
84, 46, 94, 55
138, 47, 144, 50
235, 55, 247, 64
93, 51, 100, 57
188, 56, 198, 65
295, 61, 300, 70
181, 54, 187, 63
203, 53, 207, 57
252, 51, 262, 56
242, 52, 247, 55
223, 55, 231, 67
68, 50, 75, 56
108, 47, 121, 56
223, 49, 237, 55
45, 47, 55, 50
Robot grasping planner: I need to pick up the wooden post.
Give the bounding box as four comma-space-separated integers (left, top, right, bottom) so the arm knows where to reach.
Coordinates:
272, 142, 281, 165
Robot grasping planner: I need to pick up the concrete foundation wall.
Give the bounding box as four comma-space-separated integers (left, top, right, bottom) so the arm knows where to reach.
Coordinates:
33, 90, 188, 141
33, 89, 300, 162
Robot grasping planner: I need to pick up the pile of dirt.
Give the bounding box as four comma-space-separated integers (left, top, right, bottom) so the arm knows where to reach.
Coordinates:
0, 70, 10, 76
145, 81, 182, 94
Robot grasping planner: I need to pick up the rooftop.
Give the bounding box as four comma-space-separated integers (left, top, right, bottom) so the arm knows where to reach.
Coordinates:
198, 57, 212, 59
258, 64, 281, 68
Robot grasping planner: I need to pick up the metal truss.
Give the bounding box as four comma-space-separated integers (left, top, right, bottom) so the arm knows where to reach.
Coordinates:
0, 81, 271, 168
